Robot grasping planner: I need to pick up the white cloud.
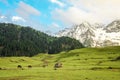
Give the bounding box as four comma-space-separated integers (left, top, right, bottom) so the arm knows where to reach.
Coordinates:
12, 16, 26, 22
16, 1, 40, 18
50, 0, 65, 7
0, 16, 7, 19
52, 0, 120, 25
51, 22, 60, 28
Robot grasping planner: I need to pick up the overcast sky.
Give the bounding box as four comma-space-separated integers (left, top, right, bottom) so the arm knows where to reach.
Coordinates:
0, 0, 120, 33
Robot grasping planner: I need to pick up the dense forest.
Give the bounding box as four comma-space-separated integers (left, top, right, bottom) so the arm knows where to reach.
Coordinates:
0, 23, 84, 56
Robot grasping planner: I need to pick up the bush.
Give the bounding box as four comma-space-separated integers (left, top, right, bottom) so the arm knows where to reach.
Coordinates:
111, 56, 120, 61
108, 66, 112, 69
115, 56, 120, 60
91, 67, 103, 70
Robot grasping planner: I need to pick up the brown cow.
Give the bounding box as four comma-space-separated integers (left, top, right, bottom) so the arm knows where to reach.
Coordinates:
54, 62, 62, 70
28, 65, 32, 68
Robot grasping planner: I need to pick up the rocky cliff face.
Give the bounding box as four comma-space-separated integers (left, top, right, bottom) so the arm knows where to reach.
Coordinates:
104, 20, 120, 32
56, 20, 120, 47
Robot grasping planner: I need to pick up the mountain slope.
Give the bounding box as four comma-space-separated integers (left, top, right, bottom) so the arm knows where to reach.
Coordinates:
104, 20, 120, 32
0, 23, 84, 56
57, 20, 120, 47
0, 23, 51, 56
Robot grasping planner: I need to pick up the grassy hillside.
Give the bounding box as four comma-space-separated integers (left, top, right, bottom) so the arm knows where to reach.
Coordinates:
0, 46, 120, 80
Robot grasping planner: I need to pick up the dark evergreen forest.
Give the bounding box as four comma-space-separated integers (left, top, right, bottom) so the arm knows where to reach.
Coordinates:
0, 23, 84, 56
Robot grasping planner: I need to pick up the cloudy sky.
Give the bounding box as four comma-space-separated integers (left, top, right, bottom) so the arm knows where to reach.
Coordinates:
0, 0, 120, 33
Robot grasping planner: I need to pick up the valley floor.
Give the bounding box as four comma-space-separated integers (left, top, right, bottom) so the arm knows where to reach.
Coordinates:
0, 47, 120, 80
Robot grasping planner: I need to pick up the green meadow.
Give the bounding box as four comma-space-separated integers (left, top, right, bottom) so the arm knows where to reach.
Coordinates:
0, 46, 120, 80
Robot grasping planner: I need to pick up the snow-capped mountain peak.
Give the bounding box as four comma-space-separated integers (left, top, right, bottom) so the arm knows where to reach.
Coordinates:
57, 20, 120, 47
104, 20, 120, 32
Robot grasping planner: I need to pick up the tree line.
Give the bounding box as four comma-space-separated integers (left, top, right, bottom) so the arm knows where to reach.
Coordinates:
0, 23, 84, 56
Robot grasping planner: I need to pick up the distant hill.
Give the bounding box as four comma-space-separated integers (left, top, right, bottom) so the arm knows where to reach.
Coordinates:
0, 23, 84, 56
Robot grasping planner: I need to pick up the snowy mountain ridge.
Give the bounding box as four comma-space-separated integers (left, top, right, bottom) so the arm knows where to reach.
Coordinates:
56, 20, 120, 47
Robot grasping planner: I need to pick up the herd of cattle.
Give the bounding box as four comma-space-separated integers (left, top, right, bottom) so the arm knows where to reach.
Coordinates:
17, 62, 62, 70
17, 64, 32, 70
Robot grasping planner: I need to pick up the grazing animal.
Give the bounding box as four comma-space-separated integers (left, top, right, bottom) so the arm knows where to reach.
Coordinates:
28, 65, 32, 68
17, 65, 22, 68
54, 62, 62, 70
17, 65, 23, 70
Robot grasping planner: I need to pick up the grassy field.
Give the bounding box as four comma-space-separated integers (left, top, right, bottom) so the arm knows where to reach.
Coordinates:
0, 46, 120, 80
